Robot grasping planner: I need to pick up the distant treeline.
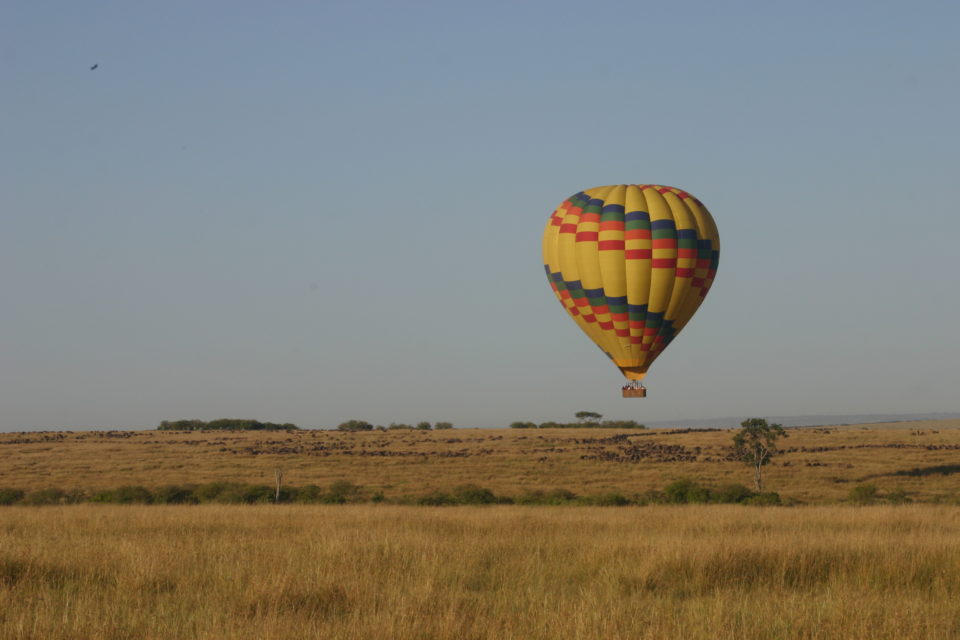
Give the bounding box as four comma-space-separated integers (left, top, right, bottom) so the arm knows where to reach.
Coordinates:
158, 419, 299, 431
337, 420, 454, 431
0, 479, 807, 507
509, 420, 645, 429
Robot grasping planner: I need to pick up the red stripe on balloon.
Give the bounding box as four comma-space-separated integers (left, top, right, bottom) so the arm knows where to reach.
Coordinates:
598, 240, 624, 251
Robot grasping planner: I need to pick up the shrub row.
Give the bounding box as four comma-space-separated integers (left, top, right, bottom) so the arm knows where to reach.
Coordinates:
658, 478, 782, 505
0, 481, 372, 506
337, 420, 454, 431
158, 419, 299, 431
510, 420, 645, 429
3, 480, 932, 507
0, 480, 788, 507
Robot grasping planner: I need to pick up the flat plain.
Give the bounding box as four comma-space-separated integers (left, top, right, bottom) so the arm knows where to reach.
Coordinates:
2, 419, 960, 502
3, 420, 960, 639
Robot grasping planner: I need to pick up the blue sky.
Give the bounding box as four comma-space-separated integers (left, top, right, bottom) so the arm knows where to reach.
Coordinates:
2, 1, 958, 430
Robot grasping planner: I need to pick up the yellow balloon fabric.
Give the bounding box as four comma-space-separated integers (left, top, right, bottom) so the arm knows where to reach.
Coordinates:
542, 184, 719, 381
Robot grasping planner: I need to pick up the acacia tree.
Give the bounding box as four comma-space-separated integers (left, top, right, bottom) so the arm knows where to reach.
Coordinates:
575, 411, 603, 425
732, 418, 787, 492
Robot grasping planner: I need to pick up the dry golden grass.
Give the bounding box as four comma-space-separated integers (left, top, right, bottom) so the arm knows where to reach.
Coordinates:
2, 504, 960, 639
2, 420, 960, 502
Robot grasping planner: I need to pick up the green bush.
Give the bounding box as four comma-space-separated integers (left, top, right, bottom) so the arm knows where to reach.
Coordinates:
515, 489, 577, 505
583, 493, 631, 506
417, 491, 455, 506
664, 479, 711, 504
22, 488, 68, 505
294, 484, 325, 503
192, 482, 232, 503
190, 482, 274, 504
510, 421, 538, 429
114, 486, 154, 504
416, 422, 432, 430
434, 422, 454, 430
848, 484, 879, 505
634, 490, 667, 505
220, 484, 274, 504
91, 486, 153, 504
0, 488, 25, 505
413, 485, 507, 506
745, 492, 782, 506
325, 480, 361, 504
712, 484, 756, 504
91, 490, 115, 503
885, 488, 911, 504
275, 486, 297, 503
452, 484, 502, 505
154, 485, 198, 504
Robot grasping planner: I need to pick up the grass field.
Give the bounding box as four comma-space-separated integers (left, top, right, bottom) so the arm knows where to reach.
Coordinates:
3, 420, 960, 638
2, 504, 960, 639
2, 419, 960, 503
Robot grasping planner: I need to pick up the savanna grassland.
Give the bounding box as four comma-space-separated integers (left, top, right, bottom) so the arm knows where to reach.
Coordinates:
3, 505, 960, 639
3, 421, 960, 639
2, 420, 960, 502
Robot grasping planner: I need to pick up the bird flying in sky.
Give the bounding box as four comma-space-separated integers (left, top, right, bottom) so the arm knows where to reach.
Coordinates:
90, 63, 98, 71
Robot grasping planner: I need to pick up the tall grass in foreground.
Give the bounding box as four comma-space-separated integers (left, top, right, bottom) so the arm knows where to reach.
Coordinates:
1, 505, 959, 639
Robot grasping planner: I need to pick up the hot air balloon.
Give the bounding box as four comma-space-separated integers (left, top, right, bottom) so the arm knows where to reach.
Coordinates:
542, 184, 719, 397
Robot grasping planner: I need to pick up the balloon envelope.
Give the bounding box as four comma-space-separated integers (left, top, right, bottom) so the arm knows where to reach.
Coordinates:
542, 184, 719, 381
